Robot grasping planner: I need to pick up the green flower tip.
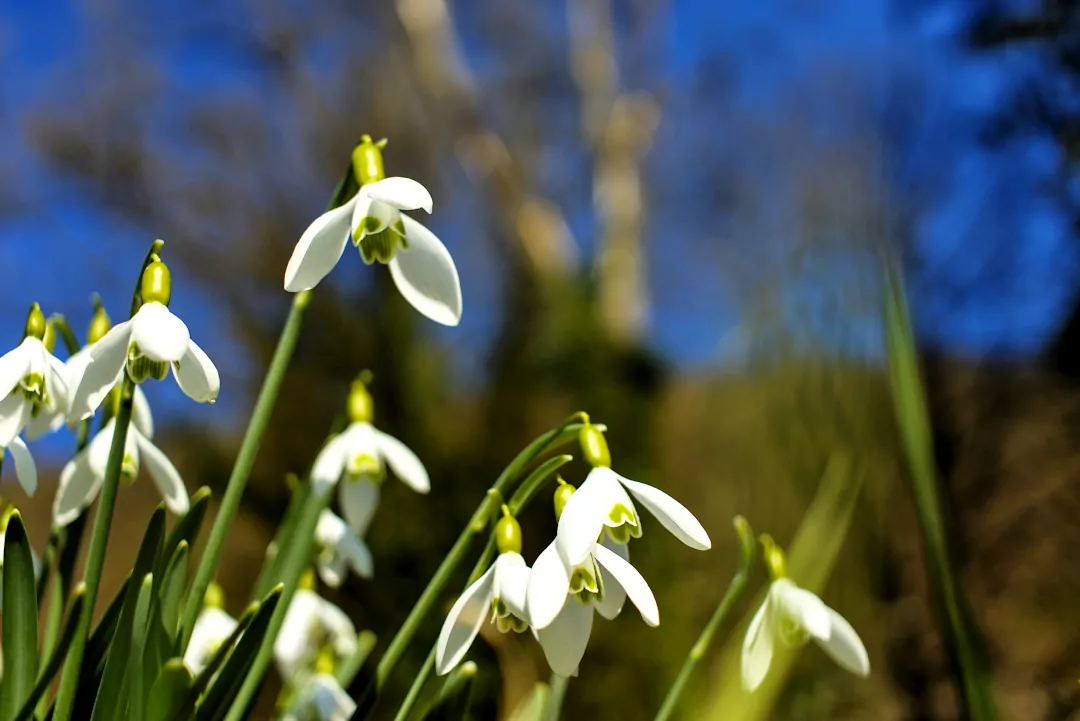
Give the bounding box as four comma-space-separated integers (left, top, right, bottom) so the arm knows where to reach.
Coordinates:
348, 374, 375, 424
760, 534, 787, 580
204, 580, 226, 610
553, 479, 576, 522
141, 259, 172, 306
0, 505, 17, 533
579, 422, 611, 469
352, 135, 388, 186
25, 303, 46, 341
495, 507, 522, 555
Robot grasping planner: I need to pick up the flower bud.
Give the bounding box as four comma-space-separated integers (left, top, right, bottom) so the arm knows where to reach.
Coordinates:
298, 567, 317, 591
204, 581, 226, 610
579, 423, 611, 468
87, 300, 112, 345
553, 478, 575, 521
348, 375, 375, 424
351, 135, 388, 187
495, 506, 522, 555
761, 534, 787, 580
24, 303, 46, 341
141, 258, 172, 306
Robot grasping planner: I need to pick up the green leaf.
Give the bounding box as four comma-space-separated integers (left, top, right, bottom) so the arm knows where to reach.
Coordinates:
197, 586, 283, 721
66, 575, 130, 717
128, 574, 156, 720
335, 630, 377, 688
12, 586, 86, 721
1, 511, 39, 721
158, 488, 210, 584
146, 659, 194, 721
418, 661, 478, 721
89, 505, 165, 721
160, 541, 189, 646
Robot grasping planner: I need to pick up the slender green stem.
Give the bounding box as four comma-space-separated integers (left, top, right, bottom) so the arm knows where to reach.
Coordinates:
51, 378, 135, 721
654, 517, 756, 721
180, 289, 312, 649
223, 484, 331, 721
544, 674, 569, 721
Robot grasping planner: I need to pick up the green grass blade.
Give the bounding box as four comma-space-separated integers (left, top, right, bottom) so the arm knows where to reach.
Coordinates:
13, 586, 86, 721
1, 512, 40, 721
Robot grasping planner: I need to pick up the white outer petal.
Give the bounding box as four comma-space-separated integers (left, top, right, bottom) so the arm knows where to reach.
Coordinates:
309, 674, 357, 721
592, 542, 658, 626
526, 541, 571, 630
815, 607, 870, 678
131, 303, 190, 363
556, 468, 619, 568
592, 538, 629, 621
492, 552, 530, 620
275, 590, 322, 678
0, 340, 31, 398
360, 177, 433, 213
771, 580, 830, 640
388, 215, 462, 327
373, 428, 429, 493
310, 433, 349, 493
135, 430, 189, 515
7, 437, 37, 496
338, 478, 380, 536
68, 321, 131, 421
132, 386, 155, 438
172, 339, 220, 404
52, 451, 100, 527
0, 394, 30, 449
316, 597, 358, 660
741, 597, 774, 692
536, 599, 593, 678
44, 348, 70, 415
184, 607, 238, 675
285, 197, 356, 292
435, 564, 496, 676
23, 409, 64, 440
63, 346, 92, 401
88, 418, 137, 481
617, 475, 711, 550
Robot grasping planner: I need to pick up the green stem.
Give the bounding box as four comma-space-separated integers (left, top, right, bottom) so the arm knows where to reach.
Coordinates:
180, 289, 311, 649
544, 674, 568, 721
51, 378, 135, 721
653, 517, 756, 721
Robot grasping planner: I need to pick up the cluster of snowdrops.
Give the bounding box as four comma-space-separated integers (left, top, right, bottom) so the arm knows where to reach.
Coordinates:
0, 135, 869, 720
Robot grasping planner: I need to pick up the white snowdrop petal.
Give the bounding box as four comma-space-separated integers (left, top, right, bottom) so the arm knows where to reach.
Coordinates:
494, 553, 530, 621
135, 432, 189, 516
373, 428, 429, 493
132, 386, 155, 438
275, 590, 322, 678
63, 347, 92, 400
285, 198, 356, 292
741, 597, 775, 692
184, 607, 238, 675
0, 341, 30, 398
617, 475, 711, 550
45, 350, 70, 414
592, 539, 629, 621
7, 436, 37, 496
341, 535, 374, 580
318, 598, 359, 659
435, 565, 496, 675
816, 607, 870, 678
52, 451, 101, 527
338, 479, 380, 537
536, 600, 594, 678
0, 395, 30, 449
388, 216, 462, 327
131, 303, 191, 363
317, 556, 349, 589
592, 542, 658, 626
526, 541, 572, 630
361, 177, 433, 213
555, 469, 615, 568
69, 321, 131, 421
311, 433, 350, 494
172, 339, 220, 404
773, 580, 831, 640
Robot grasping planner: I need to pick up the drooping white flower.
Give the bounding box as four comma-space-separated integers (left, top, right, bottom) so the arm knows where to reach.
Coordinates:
741, 578, 870, 691
65, 332, 156, 439
274, 587, 358, 681
1, 437, 37, 497
67, 260, 219, 421
0, 305, 69, 448
556, 425, 711, 568
526, 537, 658, 677
314, 509, 373, 586
435, 550, 531, 676
311, 420, 429, 532
52, 413, 188, 526
184, 606, 238, 676
278, 673, 357, 721
283, 137, 462, 327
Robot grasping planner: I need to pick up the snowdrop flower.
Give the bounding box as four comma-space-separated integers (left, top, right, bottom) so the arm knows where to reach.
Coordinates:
527, 530, 658, 677
556, 422, 711, 567
184, 583, 238, 676
68, 258, 220, 421
741, 536, 869, 691
1, 437, 36, 497
0, 304, 69, 448
314, 509, 373, 586
278, 673, 357, 721
274, 579, 358, 680
52, 403, 188, 526
310, 376, 428, 533
436, 509, 531, 675
284, 135, 462, 327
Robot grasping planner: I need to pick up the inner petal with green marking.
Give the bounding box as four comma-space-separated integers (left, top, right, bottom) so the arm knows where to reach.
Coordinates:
346, 452, 383, 480
127, 343, 170, 382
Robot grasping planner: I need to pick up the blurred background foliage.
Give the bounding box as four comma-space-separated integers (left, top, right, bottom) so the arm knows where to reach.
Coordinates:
4, 0, 1080, 718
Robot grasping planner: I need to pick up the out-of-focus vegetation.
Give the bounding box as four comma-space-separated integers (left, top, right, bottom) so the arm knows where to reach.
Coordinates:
5, 0, 1080, 718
